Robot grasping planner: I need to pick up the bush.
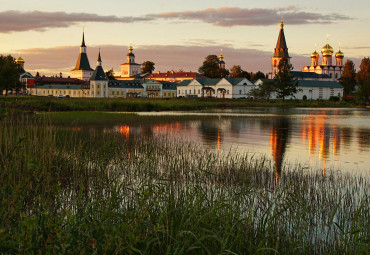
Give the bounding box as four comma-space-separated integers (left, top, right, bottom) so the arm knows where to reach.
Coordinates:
329, 96, 340, 102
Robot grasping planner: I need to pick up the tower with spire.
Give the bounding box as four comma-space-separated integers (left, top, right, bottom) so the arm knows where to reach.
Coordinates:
71, 30, 94, 81
120, 45, 141, 78
218, 49, 225, 69
90, 49, 108, 98
271, 18, 290, 77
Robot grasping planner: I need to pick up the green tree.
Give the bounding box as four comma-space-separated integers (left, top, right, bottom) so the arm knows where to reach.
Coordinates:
105, 68, 116, 80
250, 71, 266, 81
0, 55, 21, 95
340, 59, 356, 95
229, 65, 251, 79
198, 55, 229, 78
356, 57, 370, 104
141, 61, 155, 74
248, 80, 276, 100
273, 57, 297, 101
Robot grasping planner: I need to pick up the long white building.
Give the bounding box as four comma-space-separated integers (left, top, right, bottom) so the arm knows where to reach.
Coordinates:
177, 78, 254, 98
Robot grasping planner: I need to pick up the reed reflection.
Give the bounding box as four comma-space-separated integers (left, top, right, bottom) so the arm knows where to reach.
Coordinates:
270, 118, 290, 183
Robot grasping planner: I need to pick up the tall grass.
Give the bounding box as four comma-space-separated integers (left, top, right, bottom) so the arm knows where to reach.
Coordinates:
0, 113, 368, 254
0, 96, 355, 112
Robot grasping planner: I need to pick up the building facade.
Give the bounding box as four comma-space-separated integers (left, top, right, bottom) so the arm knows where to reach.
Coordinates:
177, 78, 254, 98
120, 46, 141, 78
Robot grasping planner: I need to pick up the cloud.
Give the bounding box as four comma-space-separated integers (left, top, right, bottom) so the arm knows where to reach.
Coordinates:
16, 44, 331, 77
148, 7, 351, 27
0, 11, 151, 33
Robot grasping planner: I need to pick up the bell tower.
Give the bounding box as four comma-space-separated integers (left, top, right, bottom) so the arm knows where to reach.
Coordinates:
271, 18, 290, 77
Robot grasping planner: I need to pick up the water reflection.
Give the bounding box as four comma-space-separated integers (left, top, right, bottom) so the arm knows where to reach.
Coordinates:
64, 109, 370, 175
270, 118, 290, 182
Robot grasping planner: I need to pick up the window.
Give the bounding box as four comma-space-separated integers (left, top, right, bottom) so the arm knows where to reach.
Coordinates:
164, 92, 166, 96
239, 90, 242, 94
198, 89, 200, 94
227, 90, 229, 94
112, 91, 115, 95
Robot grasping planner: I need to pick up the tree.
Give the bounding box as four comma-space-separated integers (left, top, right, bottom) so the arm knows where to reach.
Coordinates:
0, 55, 21, 95
141, 61, 155, 74
356, 57, 370, 104
198, 55, 229, 78
229, 65, 251, 79
35, 71, 40, 77
273, 57, 297, 101
340, 59, 356, 95
248, 80, 276, 100
250, 71, 266, 81
105, 68, 116, 80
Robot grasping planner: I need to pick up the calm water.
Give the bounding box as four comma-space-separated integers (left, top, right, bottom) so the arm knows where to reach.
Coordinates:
71, 108, 370, 175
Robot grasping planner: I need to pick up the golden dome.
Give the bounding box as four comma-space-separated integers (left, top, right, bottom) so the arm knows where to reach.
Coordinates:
335, 50, 344, 58
129, 45, 133, 51
311, 50, 319, 58
16, 56, 25, 63
321, 43, 333, 55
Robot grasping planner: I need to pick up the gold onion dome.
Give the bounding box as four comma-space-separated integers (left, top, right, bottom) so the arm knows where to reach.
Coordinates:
311, 50, 319, 58
335, 50, 344, 58
16, 56, 25, 63
321, 43, 333, 55
129, 45, 133, 51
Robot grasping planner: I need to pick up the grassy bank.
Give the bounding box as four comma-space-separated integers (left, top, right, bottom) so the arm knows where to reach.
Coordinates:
0, 96, 355, 112
0, 113, 368, 254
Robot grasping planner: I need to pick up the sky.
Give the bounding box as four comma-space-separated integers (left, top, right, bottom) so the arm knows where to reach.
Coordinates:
0, 0, 369, 76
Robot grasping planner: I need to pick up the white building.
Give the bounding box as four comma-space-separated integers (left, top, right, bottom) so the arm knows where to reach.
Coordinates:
177, 78, 254, 98
120, 46, 141, 78
254, 79, 343, 100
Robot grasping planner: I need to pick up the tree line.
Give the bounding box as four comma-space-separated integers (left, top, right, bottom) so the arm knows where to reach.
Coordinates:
198, 55, 267, 80
340, 58, 370, 104
0, 55, 23, 95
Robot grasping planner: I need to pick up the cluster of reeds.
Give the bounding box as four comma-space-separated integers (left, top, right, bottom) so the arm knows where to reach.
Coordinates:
0, 113, 368, 254
0, 96, 354, 112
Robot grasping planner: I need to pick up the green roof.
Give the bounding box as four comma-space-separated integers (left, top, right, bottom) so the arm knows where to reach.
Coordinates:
297, 80, 343, 88
177, 80, 192, 87
224, 78, 246, 85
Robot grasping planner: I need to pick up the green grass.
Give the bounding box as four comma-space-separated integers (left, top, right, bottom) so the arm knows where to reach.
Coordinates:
0, 96, 356, 112
0, 112, 368, 254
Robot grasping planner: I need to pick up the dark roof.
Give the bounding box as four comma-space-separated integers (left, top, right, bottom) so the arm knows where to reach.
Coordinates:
109, 79, 143, 89
81, 32, 86, 47
72, 53, 94, 71
273, 27, 289, 58
195, 78, 221, 86
32, 84, 85, 90
177, 80, 192, 87
35, 77, 86, 85
144, 72, 208, 80
90, 66, 107, 81
297, 80, 343, 88
224, 78, 247, 85
292, 71, 330, 79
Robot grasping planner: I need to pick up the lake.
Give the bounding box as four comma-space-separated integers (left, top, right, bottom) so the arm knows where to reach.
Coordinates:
56, 108, 370, 176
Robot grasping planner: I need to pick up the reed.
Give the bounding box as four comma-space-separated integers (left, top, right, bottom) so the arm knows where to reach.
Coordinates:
0, 96, 354, 112
0, 112, 368, 254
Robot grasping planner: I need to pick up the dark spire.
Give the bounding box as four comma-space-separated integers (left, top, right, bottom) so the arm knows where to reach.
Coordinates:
273, 18, 290, 58
81, 31, 86, 47
97, 48, 102, 62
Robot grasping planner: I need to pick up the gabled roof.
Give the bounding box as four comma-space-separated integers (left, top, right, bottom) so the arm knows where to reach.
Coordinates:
195, 78, 221, 86
177, 80, 192, 87
223, 77, 249, 85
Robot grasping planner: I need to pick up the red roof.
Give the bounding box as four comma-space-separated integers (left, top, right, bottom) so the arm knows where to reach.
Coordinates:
35, 77, 87, 85
143, 72, 208, 79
